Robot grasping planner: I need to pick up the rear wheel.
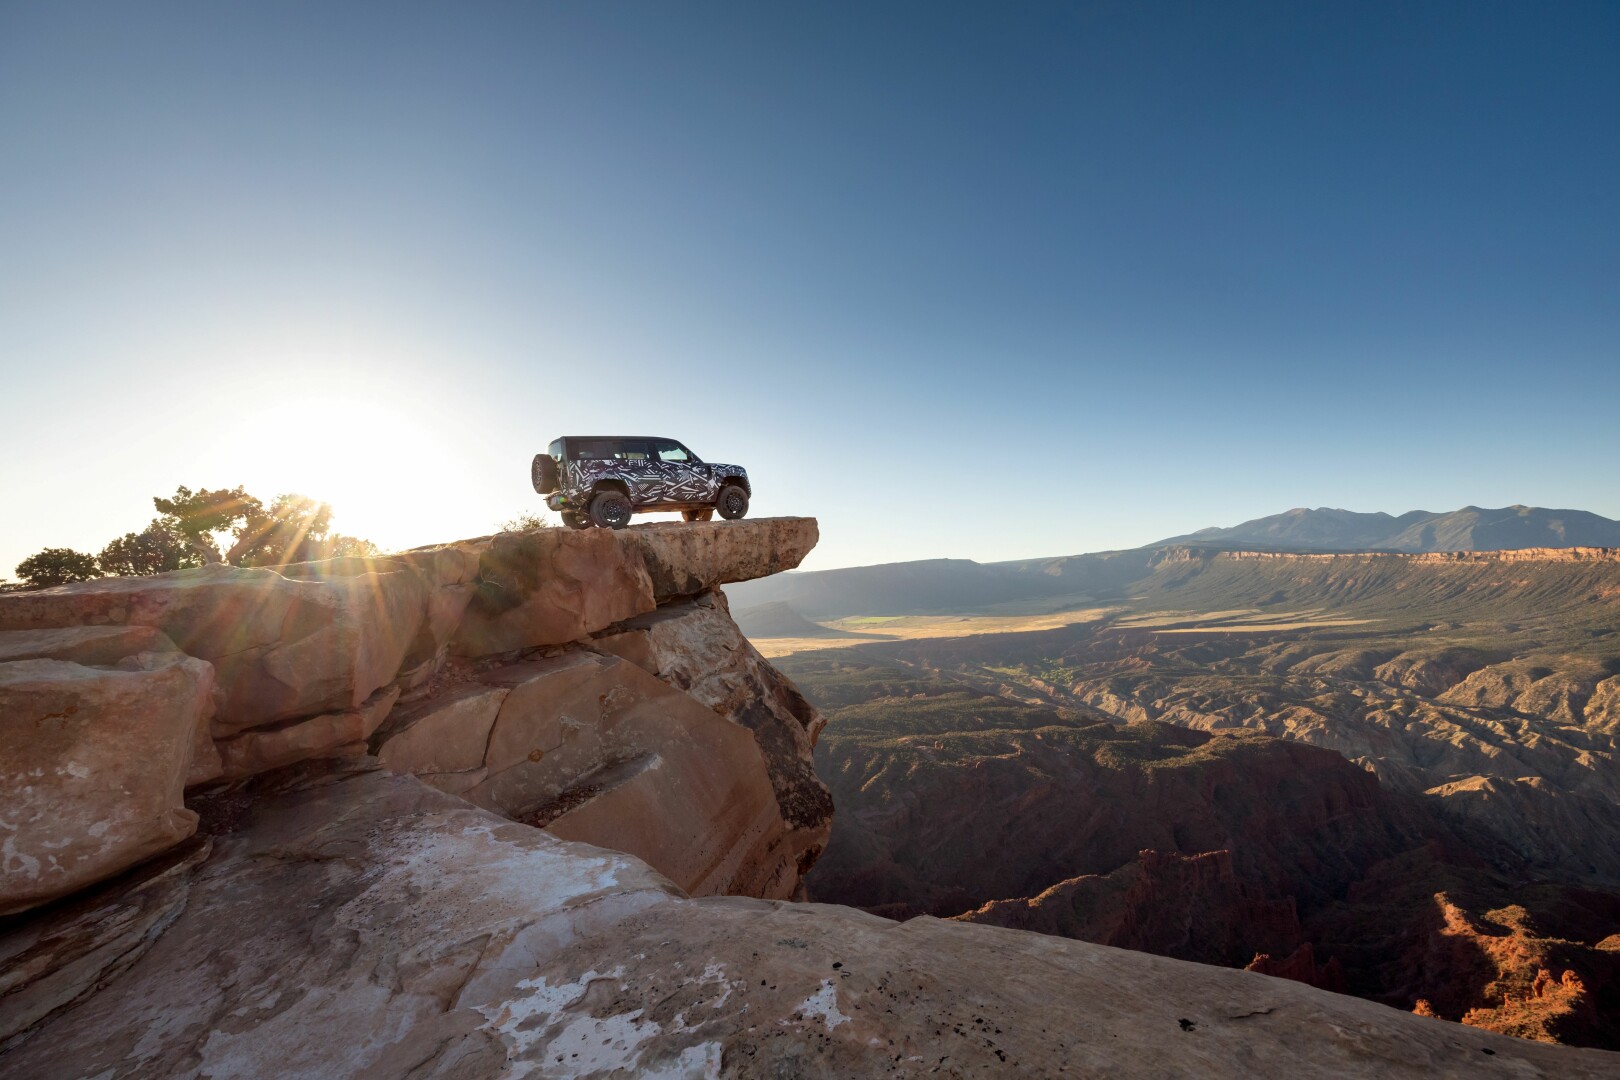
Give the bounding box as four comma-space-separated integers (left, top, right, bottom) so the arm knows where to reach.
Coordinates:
561, 510, 591, 530
682, 509, 714, 522
588, 489, 633, 530
716, 483, 749, 520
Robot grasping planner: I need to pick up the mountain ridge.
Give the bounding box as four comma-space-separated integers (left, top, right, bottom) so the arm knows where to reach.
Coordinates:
1157, 504, 1620, 553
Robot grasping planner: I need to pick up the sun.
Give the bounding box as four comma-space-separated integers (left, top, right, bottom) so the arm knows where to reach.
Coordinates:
225, 393, 462, 552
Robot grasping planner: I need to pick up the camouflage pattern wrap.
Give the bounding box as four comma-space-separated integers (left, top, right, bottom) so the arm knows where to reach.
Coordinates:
544, 451, 749, 512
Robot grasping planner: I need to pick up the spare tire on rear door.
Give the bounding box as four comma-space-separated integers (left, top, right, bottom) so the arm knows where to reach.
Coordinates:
532, 454, 560, 494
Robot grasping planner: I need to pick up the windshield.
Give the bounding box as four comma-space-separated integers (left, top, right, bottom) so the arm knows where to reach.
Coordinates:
653, 439, 699, 463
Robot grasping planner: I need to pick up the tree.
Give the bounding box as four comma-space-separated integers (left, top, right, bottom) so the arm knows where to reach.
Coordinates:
98, 520, 203, 578
230, 494, 380, 566
15, 548, 101, 588
23, 485, 383, 584
148, 486, 379, 568
152, 486, 263, 564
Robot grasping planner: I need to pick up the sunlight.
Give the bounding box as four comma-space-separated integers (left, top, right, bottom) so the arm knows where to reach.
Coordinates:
226, 391, 464, 553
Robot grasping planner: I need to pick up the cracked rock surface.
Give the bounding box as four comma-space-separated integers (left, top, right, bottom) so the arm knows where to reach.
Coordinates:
2, 763, 1613, 1079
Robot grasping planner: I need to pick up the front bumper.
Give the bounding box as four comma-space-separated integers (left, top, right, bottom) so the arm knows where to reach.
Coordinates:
545, 493, 570, 511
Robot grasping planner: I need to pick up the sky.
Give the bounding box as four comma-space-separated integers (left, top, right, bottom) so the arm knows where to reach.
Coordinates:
2, 1, 1617, 576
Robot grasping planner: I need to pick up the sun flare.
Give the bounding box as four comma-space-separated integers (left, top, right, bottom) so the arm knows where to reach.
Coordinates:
225, 393, 463, 553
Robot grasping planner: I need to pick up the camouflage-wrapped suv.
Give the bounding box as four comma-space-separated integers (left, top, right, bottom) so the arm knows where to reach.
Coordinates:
531, 436, 752, 529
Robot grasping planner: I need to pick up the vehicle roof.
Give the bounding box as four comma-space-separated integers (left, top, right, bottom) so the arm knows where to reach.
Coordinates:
555, 436, 685, 441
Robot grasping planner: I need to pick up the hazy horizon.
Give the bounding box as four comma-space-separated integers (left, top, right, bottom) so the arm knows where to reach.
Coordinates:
4, 2, 1617, 577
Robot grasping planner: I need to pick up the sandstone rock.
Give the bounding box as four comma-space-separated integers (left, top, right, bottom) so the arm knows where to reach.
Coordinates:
452, 529, 656, 656
626, 517, 819, 601
376, 650, 811, 899
0, 564, 431, 733
371, 682, 509, 777
0, 656, 213, 916
0, 626, 179, 666
595, 589, 833, 869
1, 765, 1610, 1079
213, 685, 402, 779
0, 838, 210, 1048
279, 544, 482, 682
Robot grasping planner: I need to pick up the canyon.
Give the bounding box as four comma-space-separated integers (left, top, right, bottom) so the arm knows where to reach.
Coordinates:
5, 520, 1614, 1075
764, 544, 1620, 1048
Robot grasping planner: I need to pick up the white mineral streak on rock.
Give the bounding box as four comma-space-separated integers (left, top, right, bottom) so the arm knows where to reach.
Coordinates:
793, 979, 852, 1032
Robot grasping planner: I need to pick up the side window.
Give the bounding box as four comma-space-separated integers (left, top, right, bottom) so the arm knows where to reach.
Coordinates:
548, 439, 563, 461
653, 440, 691, 463
575, 439, 650, 461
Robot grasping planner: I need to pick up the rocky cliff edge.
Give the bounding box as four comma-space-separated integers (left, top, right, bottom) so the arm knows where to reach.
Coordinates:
3, 517, 1618, 1076
0, 517, 827, 914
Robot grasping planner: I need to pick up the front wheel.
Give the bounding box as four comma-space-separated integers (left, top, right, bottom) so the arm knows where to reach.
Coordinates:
682, 509, 714, 522
588, 490, 633, 530
716, 483, 749, 520
561, 510, 591, 530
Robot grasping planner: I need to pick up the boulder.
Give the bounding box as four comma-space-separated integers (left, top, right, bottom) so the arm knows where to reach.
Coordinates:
0, 626, 180, 667
595, 590, 834, 862
213, 685, 402, 779
0, 656, 214, 916
452, 530, 656, 656
1, 765, 1612, 1079
0, 564, 431, 733
371, 683, 509, 777
279, 544, 482, 685
627, 517, 820, 601
375, 650, 808, 899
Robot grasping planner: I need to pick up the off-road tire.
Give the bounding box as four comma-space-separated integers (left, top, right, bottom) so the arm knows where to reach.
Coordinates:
716, 483, 749, 521
589, 490, 633, 530
682, 509, 714, 522
561, 510, 591, 530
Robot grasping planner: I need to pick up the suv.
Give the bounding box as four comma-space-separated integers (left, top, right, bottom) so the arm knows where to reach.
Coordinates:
532, 436, 752, 529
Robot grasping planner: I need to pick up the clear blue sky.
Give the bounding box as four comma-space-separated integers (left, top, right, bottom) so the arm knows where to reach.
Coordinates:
2, 1, 1616, 575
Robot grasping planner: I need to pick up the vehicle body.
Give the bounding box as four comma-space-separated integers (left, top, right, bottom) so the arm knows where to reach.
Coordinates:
531, 436, 752, 529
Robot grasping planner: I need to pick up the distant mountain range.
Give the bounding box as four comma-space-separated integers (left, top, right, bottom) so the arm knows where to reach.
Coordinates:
1155, 505, 1620, 553
725, 505, 1620, 621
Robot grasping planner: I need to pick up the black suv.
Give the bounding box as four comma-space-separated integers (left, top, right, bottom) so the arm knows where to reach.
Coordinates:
531, 437, 752, 529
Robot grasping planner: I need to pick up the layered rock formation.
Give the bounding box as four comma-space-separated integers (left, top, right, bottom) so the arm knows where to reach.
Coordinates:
7, 519, 1620, 1075
0, 519, 829, 914
3, 760, 1613, 1079
770, 542, 1620, 1049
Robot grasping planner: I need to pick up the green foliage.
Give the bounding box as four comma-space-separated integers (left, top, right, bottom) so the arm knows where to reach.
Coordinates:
15, 547, 102, 587
230, 494, 378, 567
153, 485, 263, 562
19, 485, 384, 585
98, 520, 203, 577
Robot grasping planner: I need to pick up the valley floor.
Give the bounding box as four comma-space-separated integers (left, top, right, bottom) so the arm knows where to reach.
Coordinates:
745, 548, 1620, 1048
